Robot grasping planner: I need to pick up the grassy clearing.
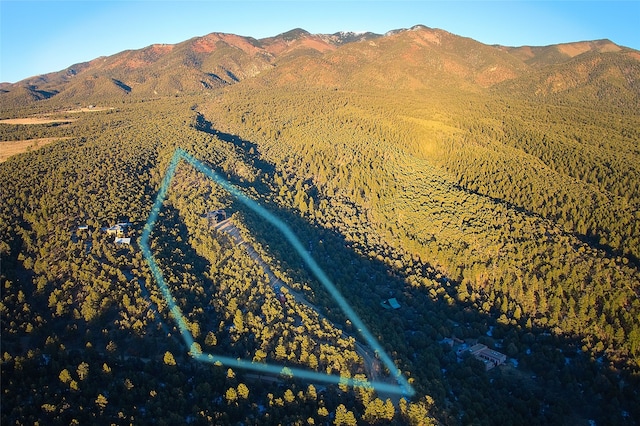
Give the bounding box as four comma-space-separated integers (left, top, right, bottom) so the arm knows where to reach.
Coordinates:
63, 107, 114, 113
0, 137, 70, 162
0, 107, 113, 124
0, 117, 75, 125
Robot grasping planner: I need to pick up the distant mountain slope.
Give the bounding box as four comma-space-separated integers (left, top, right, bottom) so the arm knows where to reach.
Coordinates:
494, 48, 640, 113
234, 25, 533, 92
1, 25, 638, 110
504, 39, 623, 67
328, 25, 529, 89
0, 29, 353, 107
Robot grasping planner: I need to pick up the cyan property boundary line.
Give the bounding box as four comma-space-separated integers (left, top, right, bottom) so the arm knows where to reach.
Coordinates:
140, 148, 415, 396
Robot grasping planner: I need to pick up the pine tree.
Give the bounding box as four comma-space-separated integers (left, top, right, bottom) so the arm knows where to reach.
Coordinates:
334, 404, 357, 426
59, 369, 72, 384
163, 351, 176, 366
95, 393, 108, 411
205, 331, 217, 346
237, 383, 249, 399
225, 387, 238, 404
77, 362, 89, 380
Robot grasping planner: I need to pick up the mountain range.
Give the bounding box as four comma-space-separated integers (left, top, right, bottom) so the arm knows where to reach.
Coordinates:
2, 25, 638, 111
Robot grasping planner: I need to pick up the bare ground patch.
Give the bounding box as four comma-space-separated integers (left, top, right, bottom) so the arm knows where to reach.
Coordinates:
0, 107, 113, 125
0, 117, 75, 125
0, 138, 71, 162
63, 106, 114, 113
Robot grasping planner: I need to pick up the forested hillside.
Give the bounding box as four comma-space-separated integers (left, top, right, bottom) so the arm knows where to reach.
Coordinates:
200, 83, 640, 366
1, 26, 639, 425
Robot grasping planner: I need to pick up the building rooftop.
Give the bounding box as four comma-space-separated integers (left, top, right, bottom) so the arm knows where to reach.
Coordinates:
381, 297, 401, 309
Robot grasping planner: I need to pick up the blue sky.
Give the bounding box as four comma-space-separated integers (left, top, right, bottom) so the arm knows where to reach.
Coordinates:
1, 1, 639, 83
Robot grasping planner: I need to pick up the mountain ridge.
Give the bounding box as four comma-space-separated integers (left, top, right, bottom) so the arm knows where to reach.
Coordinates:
1, 25, 637, 110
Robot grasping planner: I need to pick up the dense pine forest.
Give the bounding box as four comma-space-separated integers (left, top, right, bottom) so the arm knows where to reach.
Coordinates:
1, 26, 639, 425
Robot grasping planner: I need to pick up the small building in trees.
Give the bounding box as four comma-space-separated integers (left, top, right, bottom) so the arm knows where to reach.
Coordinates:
206, 209, 227, 224
467, 343, 506, 370
105, 222, 131, 237
381, 298, 401, 310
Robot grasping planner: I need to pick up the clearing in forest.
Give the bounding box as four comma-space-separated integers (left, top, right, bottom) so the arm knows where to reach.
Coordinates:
0, 137, 71, 162
0, 117, 75, 125
0, 107, 113, 125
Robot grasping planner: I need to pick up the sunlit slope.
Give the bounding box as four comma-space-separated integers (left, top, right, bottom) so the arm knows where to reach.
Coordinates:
0, 29, 363, 107
494, 49, 640, 114
505, 39, 624, 67
246, 26, 528, 91
201, 84, 640, 368
182, 26, 640, 270
3, 24, 637, 111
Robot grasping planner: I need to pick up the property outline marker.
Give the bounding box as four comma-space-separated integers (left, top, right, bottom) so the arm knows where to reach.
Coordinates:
140, 148, 415, 396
